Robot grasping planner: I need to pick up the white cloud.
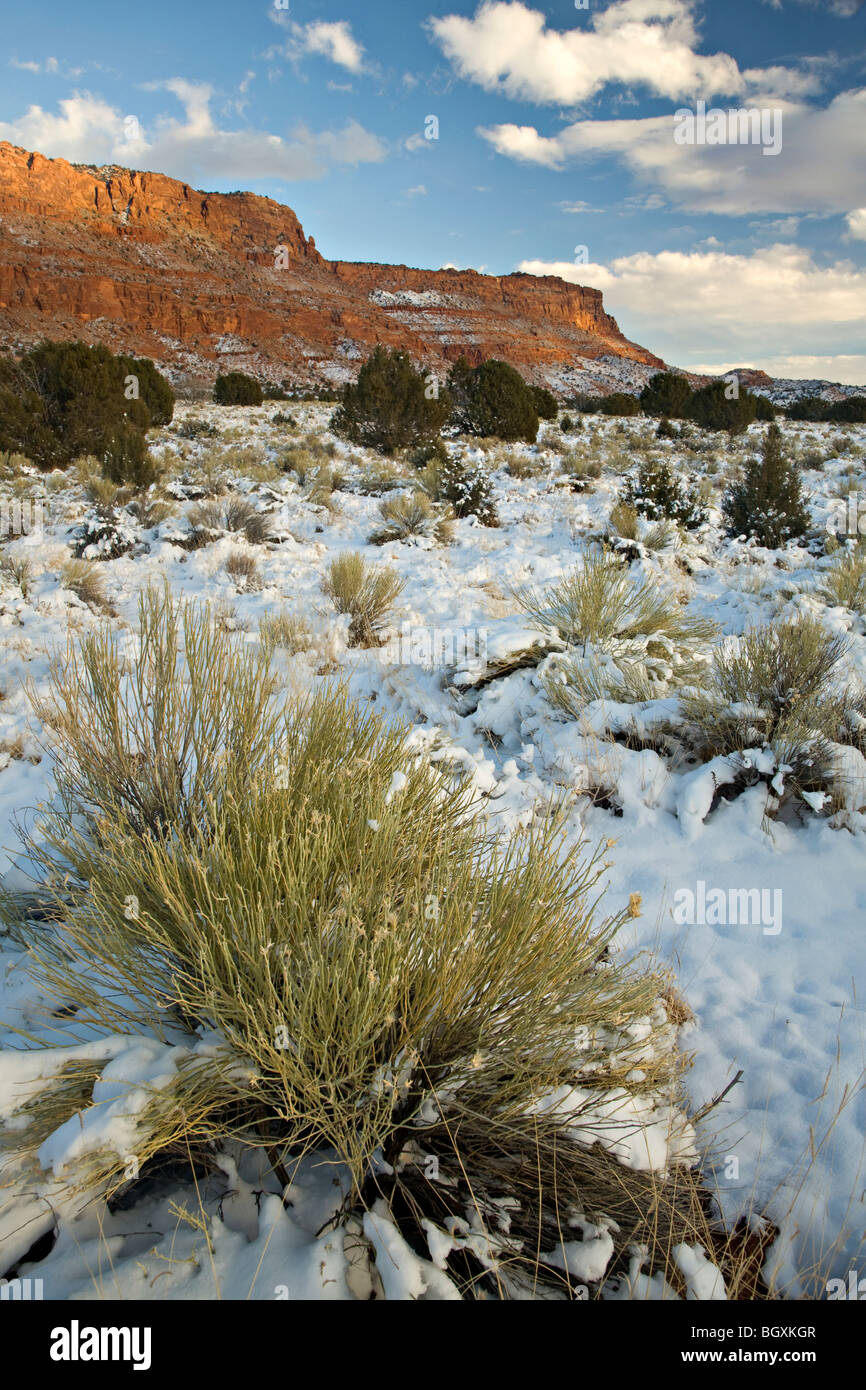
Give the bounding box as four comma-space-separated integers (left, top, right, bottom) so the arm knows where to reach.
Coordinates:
517, 243, 866, 382
279, 20, 367, 74
480, 88, 866, 215
846, 208, 866, 239
406, 184, 428, 197
430, 0, 816, 106
0, 84, 387, 182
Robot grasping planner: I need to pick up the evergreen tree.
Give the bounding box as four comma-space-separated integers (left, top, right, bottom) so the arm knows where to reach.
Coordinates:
639, 371, 693, 419
688, 380, 758, 435
723, 423, 809, 546
214, 371, 264, 406
622, 456, 706, 529
331, 346, 450, 454
447, 358, 538, 443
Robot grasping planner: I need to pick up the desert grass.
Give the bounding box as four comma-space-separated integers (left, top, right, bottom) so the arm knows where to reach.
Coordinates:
323, 551, 405, 647
368, 491, 453, 546
0, 593, 702, 1297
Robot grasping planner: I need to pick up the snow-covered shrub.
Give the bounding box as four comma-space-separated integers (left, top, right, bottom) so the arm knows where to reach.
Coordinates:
518, 550, 717, 705
73, 504, 138, 560
368, 491, 453, 546
421, 451, 499, 526
622, 456, 707, 529
186, 494, 272, 548
680, 617, 857, 806
0, 591, 699, 1297
323, 550, 404, 647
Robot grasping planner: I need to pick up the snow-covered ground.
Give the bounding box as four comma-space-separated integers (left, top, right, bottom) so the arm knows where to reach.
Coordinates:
0, 404, 863, 1300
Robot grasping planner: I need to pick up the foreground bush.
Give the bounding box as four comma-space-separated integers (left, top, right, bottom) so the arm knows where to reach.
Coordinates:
517, 550, 717, 704
0, 341, 174, 471
723, 423, 809, 547
331, 347, 450, 455
213, 371, 264, 406
368, 491, 453, 546
0, 587, 703, 1295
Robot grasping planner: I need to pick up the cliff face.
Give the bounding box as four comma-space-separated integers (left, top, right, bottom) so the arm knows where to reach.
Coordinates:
0, 142, 664, 390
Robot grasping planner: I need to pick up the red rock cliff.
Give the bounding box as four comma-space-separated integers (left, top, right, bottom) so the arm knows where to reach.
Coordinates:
0, 142, 663, 390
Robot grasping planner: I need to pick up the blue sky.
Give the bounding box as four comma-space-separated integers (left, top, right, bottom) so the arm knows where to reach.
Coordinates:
1, 0, 865, 380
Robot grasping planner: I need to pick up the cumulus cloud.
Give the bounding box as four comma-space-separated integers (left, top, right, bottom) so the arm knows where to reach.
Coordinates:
429, 0, 817, 106
0, 83, 387, 182
518, 243, 866, 382
480, 88, 866, 214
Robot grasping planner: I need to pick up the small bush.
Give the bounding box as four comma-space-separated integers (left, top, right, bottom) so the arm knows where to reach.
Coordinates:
331, 347, 450, 455
822, 550, 866, 610
622, 457, 707, 529
259, 608, 314, 655
680, 618, 851, 802
187, 495, 272, 548
597, 392, 640, 418
609, 499, 639, 540
175, 417, 219, 440
422, 452, 499, 526
722, 423, 809, 547
224, 548, 262, 592
60, 558, 113, 613
214, 372, 264, 406
102, 421, 162, 490
516, 550, 717, 705
323, 551, 405, 647
368, 491, 454, 546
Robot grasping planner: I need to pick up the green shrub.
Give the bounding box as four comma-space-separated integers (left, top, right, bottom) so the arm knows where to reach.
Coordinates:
622, 457, 707, 529
656, 417, 678, 439
213, 372, 264, 406
597, 392, 641, 418
688, 381, 758, 435
447, 357, 538, 443
529, 385, 558, 420
722, 423, 809, 547
639, 372, 693, 419
0, 341, 173, 471
331, 347, 450, 455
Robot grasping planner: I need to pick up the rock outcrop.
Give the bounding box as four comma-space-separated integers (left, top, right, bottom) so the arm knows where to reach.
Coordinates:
0, 142, 664, 391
